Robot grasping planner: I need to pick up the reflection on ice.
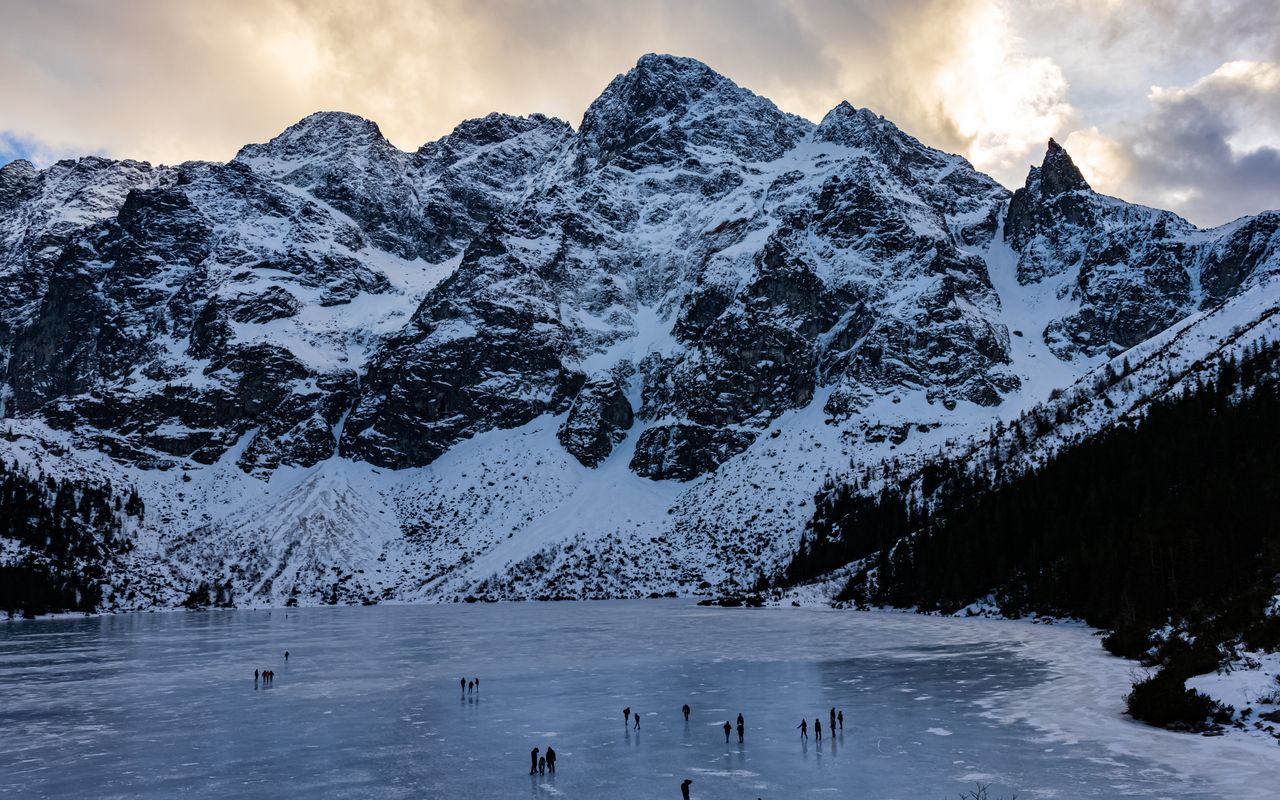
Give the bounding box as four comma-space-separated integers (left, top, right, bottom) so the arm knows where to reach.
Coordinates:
0, 601, 1276, 799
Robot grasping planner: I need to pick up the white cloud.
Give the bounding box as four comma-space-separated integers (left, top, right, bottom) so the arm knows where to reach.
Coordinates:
927, 1, 1073, 179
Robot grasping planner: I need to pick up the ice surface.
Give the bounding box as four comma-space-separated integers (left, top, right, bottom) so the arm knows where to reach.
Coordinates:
1, 602, 1277, 799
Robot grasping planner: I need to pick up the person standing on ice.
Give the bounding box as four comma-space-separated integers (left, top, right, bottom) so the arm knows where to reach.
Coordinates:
545, 746, 556, 773
254, 669, 259, 681
682, 703, 690, 721
529, 747, 540, 775
284, 650, 289, 662
461, 677, 466, 693
829, 707, 836, 733
623, 707, 631, 726
797, 719, 807, 739
722, 721, 731, 742
837, 710, 844, 730
538, 755, 546, 776
633, 711, 641, 730
681, 778, 693, 800
814, 718, 822, 741
737, 718, 745, 743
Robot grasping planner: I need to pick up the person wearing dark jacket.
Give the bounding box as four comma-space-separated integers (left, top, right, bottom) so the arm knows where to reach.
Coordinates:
722, 721, 731, 742
830, 707, 836, 733
529, 747, 539, 775
736, 719, 744, 743
623, 707, 631, 726
681, 778, 693, 799
837, 710, 844, 730
797, 719, 807, 739
682, 703, 690, 721
815, 718, 822, 741
545, 746, 556, 773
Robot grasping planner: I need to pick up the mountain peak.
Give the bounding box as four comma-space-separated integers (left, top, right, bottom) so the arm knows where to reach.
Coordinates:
815, 102, 893, 146
234, 111, 396, 168
0, 158, 38, 209
430, 112, 571, 152
576, 53, 810, 169
1031, 138, 1090, 196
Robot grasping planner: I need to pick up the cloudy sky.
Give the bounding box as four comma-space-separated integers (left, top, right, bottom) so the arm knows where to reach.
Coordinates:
2, 0, 1277, 226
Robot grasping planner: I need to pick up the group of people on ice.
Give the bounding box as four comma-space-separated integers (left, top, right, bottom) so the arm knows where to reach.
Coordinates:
512, 691, 849, 797
796, 707, 844, 740
251, 651, 289, 686
529, 745, 557, 775
460, 677, 480, 694
721, 712, 746, 743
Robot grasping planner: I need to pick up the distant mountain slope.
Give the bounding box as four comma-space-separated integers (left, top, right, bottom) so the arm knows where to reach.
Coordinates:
2, 54, 1279, 608
793, 322, 1280, 620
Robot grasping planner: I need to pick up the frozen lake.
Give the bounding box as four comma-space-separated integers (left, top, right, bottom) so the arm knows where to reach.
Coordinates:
2, 601, 1277, 799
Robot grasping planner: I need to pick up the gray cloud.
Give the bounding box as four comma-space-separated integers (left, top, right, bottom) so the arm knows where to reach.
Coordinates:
1066, 61, 1280, 225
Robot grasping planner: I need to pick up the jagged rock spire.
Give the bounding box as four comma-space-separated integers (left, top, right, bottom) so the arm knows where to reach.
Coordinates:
1037, 138, 1090, 196
1006, 137, 1093, 249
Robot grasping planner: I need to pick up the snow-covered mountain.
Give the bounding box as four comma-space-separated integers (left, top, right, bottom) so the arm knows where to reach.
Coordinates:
2, 54, 1279, 609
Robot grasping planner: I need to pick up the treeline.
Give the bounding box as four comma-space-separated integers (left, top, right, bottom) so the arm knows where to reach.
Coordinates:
784, 341, 1280, 728
789, 339, 1280, 631
0, 456, 142, 617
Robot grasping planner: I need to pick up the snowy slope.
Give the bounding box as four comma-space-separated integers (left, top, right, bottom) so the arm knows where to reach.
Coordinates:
2, 54, 1280, 608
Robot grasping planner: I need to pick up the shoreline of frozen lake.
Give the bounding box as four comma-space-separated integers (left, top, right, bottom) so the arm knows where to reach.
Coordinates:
2, 601, 1277, 798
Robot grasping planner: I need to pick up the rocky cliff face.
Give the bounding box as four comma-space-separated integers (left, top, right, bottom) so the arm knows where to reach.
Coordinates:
3, 54, 1279, 606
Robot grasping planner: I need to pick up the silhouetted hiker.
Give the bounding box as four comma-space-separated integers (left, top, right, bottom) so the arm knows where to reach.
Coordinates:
254, 669, 259, 681
545, 746, 556, 772
475, 677, 479, 691
529, 747, 539, 775
815, 718, 822, 741
681, 778, 692, 800
468, 680, 474, 694
682, 703, 690, 721
723, 721, 731, 742
538, 755, 546, 776
624, 707, 631, 726
837, 710, 844, 730
461, 678, 466, 693
830, 707, 836, 732
737, 720, 744, 743
284, 650, 289, 662
798, 719, 807, 739
633, 711, 641, 730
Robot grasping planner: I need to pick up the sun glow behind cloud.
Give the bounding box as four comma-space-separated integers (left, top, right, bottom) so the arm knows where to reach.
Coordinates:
1, 0, 1276, 226
931, 1, 1073, 176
